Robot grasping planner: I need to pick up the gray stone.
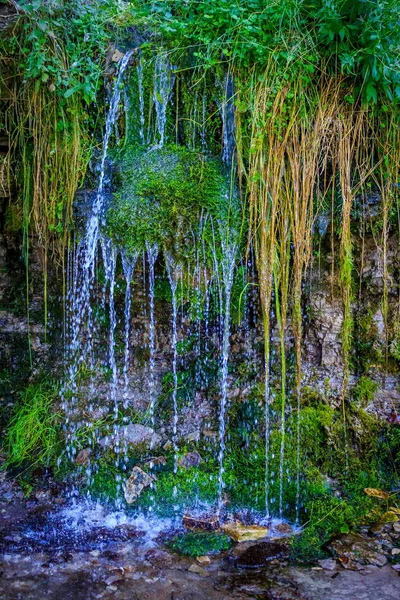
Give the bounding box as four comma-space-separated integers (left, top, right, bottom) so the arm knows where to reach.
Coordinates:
317, 558, 338, 571
124, 467, 155, 504
178, 451, 202, 469
98, 424, 161, 450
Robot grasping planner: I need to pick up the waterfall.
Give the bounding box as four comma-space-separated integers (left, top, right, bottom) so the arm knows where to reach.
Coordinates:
85, 51, 134, 271
146, 243, 159, 433
216, 228, 238, 512
218, 73, 236, 168
165, 253, 180, 477
62, 52, 132, 471
121, 250, 139, 411
137, 56, 145, 145
153, 54, 175, 148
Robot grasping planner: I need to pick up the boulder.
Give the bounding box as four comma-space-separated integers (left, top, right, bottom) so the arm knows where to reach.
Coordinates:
178, 451, 202, 469
236, 542, 287, 568
99, 424, 161, 450
124, 467, 155, 504
221, 521, 269, 543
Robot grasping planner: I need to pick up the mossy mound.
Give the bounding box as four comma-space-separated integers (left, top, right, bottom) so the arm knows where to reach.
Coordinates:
168, 531, 232, 557
107, 144, 238, 258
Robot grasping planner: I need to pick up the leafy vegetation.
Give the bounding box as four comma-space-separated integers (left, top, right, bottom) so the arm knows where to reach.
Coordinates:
169, 532, 232, 557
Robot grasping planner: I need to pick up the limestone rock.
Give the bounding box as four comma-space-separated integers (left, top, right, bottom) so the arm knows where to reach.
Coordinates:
124, 467, 154, 504
99, 424, 161, 450
178, 451, 202, 469
330, 533, 388, 568
221, 521, 269, 543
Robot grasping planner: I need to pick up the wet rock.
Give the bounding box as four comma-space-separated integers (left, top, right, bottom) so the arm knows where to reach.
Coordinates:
222, 521, 269, 543
144, 456, 166, 468
329, 533, 388, 568
183, 512, 220, 531
188, 563, 210, 577
99, 424, 162, 450
202, 429, 218, 440
317, 558, 338, 571
196, 555, 211, 565
185, 430, 200, 443
236, 542, 287, 568
178, 451, 202, 469
75, 448, 91, 466
124, 467, 155, 504
274, 522, 293, 535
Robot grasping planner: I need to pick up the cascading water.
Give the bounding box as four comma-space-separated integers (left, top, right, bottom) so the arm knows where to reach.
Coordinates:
137, 55, 145, 145
62, 51, 133, 475
165, 253, 180, 478
153, 53, 175, 148
146, 243, 159, 433
216, 229, 238, 513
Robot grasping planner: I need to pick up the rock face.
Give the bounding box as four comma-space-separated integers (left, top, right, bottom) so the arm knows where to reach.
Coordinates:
124, 467, 154, 504
99, 424, 161, 450
329, 533, 388, 569
221, 521, 269, 543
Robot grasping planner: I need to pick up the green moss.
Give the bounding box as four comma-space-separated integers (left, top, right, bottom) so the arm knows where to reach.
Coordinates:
168, 532, 232, 557
107, 144, 239, 258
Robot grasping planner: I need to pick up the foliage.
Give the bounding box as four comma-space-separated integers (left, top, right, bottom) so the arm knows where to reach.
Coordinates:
132, 0, 400, 104
352, 376, 379, 407
168, 532, 232, 557
4, 381, 61, 469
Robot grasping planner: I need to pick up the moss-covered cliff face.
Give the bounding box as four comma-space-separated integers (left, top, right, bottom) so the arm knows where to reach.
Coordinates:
1, 0, 400, 565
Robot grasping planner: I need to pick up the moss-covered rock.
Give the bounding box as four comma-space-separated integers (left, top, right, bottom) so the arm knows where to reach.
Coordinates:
107, 144, 239, 258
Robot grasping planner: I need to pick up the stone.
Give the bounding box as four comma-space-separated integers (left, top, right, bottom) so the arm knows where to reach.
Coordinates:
236, 542, 287, 568
330, 533, 388, 568
124, 467, 154, 504
318, 558, 338, 571
99, 424, 161, 450
183, 512, 220, 531
202, 429, 218, 440
144, 456, 166, 468
221, 521, 269, 543
75, 448, 91, 466
178, 451, 202, 469
274, 522, 293, 534
185, 430, 200, 443
188, 563, 209, 577
196, 556, 211, 565
111, 49, 124, 62
393, 522, 400, 533
391, 548, 400, 556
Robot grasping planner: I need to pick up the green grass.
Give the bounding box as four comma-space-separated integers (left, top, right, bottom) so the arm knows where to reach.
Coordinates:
5, 382, 61, 469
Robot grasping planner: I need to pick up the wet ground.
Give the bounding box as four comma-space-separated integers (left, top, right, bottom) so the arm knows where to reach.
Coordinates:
1, 490, 400, 599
